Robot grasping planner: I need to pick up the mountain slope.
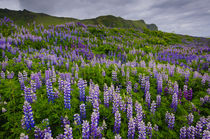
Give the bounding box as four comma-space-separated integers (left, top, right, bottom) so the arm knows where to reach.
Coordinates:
0, 8, 158, 30
0, 9, 78, 26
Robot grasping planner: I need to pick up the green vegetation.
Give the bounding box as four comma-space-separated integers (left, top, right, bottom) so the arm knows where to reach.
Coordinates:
0, 9, 157, 30
0, 13, 209, 139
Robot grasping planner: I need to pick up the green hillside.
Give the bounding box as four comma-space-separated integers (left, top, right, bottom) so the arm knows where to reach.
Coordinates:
0, 8, 157, 30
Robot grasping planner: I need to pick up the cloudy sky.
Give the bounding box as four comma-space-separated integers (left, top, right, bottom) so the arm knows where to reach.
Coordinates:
1, 0, 210, 37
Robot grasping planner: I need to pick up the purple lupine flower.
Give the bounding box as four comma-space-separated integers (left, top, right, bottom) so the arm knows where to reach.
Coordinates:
173, 81, 179, 95
168, 113, 175, 129
206, 122, 210, 130
128, 117, 135, 139
135, 101, 143, 123
132, 68, 137, 76
113, 93, 120, 113
104, 83, 108, 92
58, 77, 64, 92
96, 127, 102, 139
61, 115, 70, 128
114, 110, 121, 134
204, 95, 210, 103
101, 120, 107, 131
136, 112, 143, 128
75, 71, 78, 79
156, 95, 161, 107
135, 101, 142, 114
115, 134, 122, 139
138, 121, 146, 139
80, 104, 86, 120
116, 86, 120, 94
2, 51, 5, 58
21, 115, 26, 129
112, 70, 117, 81
18, 72, 23, 82
26, 60, 32, 69
56, 134, 64, 139
64, 80, 71, 110
91, 111, 98, 138
203, 130, 210, 139
200, 97, 205, 105
187, 88, 193, 101
187, 126, 195, 139
78, 78, 85, 102
187, 113, 194, 125
127, 104, 133, 120
153, 124, 158, 132
180, 126, 187, 139
127, 81, 132, 95
127, 96, 133, 107
121, 67, 125, 77
54, 89, 60, 99
46, 79, 54, 102
134, 83, 138, 93
1, 71, 5, 79
66, 62, 69, 71
34, 126, 44, 139
165, 111, 170, 124
82, 120, 90, 139
195, 121, 203, 138
2, 107, 6, 113
178, 89, 182, 103
35, 74, 42, 89
150, 101, 156, 115
20, 133, 29, 139
52, 66, 56, 83
145, 80, 150, 94
199, 116, 207, 128
23, 101, 35, 130
64, 125, 73, 139
74, 114, 81, 125
7, 71, 14, 79
104, 90, 109, 107
184, 87, 193, 101
93, 99, 99, 111
102, 69, 106, 77
164, 87, 168, 96
20, 80, 25, 90
126, 69, 130, 81
184, 91, 188, 101
146, 122, 152, 139
30, 80, 36, 93
145, 91, 151, 109
1, 61, 8, 71
138, 74, 142, 84
207, 88, 210, 95
119, 99, 126, 112
171, 93, 178, 112
107, 86, 113, 103
157, 76, 162, 95
24, 87, 33, 103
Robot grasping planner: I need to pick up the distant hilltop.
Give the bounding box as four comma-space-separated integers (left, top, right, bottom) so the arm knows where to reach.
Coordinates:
0, 8, 158, 31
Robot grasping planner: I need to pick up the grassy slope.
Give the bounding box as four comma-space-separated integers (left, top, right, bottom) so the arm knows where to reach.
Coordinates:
0, 9, 157, 30
0, 9, 78, 26
0, 8, 209, 45
82, 15, 147, 29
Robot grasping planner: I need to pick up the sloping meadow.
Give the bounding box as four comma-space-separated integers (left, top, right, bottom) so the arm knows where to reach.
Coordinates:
0, 17, 209, 138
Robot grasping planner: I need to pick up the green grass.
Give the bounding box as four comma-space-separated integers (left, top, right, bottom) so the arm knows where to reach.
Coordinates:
0, 9, 157, 30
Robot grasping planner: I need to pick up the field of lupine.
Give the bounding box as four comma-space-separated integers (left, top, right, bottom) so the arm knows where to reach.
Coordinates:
0, 16, 210, 139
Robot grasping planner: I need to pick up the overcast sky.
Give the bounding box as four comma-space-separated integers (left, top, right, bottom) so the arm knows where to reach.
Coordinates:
1, 0, 210, 37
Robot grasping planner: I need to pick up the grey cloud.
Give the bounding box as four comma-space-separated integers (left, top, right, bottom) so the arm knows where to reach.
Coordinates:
0, 0, 20, 10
